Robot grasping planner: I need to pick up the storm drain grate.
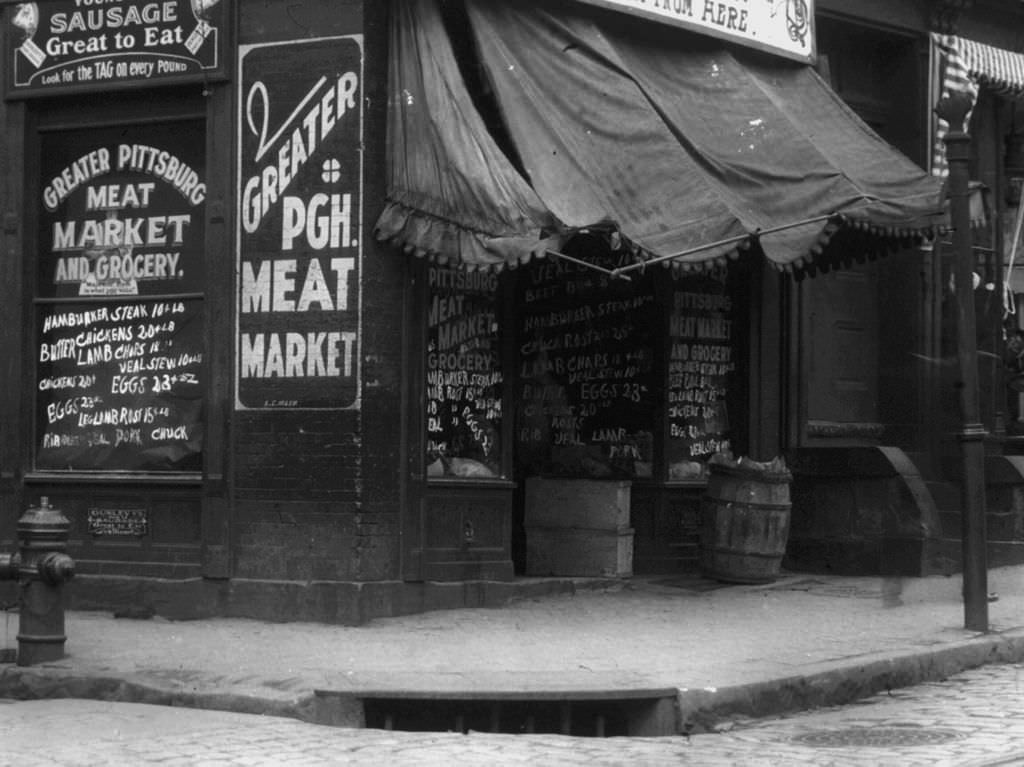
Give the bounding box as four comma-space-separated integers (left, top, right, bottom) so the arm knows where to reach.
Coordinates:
791, 726, 966, 748
360, 692, 678, 738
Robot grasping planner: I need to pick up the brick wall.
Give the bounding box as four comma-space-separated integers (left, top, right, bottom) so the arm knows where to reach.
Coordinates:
231, 0, 404, 584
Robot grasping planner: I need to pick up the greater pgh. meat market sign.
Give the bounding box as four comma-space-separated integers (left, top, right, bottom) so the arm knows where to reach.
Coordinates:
4, 0, 228, 97
236, 36, 363, 411
573, 0, 814, 62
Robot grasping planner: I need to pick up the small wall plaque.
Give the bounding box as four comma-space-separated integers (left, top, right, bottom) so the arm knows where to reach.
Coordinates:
88, 507, 148, 537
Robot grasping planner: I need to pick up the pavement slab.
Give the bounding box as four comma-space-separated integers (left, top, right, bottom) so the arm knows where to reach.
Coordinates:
2, 566, 1024, 732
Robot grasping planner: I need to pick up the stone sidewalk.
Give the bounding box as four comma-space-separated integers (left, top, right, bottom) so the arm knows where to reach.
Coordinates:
2, 566, 1024, 733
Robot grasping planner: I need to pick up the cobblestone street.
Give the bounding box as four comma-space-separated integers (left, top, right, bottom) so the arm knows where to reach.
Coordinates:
3, 662, 1023, 766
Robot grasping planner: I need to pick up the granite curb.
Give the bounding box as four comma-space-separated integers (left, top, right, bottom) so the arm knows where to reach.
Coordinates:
0, 666, 323, 723
675, 627, 1024, 732
3, 627, 1024, 734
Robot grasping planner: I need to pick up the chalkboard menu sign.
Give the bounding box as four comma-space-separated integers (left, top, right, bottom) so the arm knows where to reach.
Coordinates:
666, 270, 737, 478
36, 298, 204, 472
426, 267, 503, 479
516, 251, 658, 478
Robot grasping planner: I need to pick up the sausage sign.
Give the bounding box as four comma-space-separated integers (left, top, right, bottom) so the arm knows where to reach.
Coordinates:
4, 0, 228, 97
236, 36, 363, 410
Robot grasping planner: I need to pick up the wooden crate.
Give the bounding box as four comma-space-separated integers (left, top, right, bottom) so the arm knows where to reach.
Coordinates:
525, 525, 634, 577
524, 478, 631, 530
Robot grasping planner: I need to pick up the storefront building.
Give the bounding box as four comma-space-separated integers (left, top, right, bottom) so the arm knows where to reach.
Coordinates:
787, 0, 1024, 576
0, 0, 1016, 624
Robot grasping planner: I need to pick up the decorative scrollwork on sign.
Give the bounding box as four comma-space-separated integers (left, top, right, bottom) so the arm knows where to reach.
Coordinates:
787, 0, 810, 45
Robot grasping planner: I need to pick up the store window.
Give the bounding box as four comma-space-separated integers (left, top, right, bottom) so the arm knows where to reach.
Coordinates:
423, 241, 746, 484
664, 268, 738, 479
34, 119, 206, 473
426, 265, 505, 478
515, 245, 659, 480
513, 243, 746, 482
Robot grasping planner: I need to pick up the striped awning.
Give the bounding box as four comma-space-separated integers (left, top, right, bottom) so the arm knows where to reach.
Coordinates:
957, 36, 1024, 96
932, 34, 1024, 177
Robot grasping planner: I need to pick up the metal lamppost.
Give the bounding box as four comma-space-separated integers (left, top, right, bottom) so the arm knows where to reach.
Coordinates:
936, 93, 989, 632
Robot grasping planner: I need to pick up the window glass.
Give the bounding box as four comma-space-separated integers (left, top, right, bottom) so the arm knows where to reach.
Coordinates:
515, 249, 657, 479
34, 120, 205, 472
426, 266, 503, 479
665, 269, 737, 480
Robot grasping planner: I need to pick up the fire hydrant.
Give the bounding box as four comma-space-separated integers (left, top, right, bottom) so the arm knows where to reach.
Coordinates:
0, 497, 75, 665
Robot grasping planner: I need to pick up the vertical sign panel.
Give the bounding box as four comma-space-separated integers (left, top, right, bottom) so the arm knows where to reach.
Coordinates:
236, 37, 363, 410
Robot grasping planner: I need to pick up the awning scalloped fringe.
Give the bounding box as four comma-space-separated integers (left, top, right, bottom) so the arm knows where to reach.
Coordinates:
379, 199, 952, 281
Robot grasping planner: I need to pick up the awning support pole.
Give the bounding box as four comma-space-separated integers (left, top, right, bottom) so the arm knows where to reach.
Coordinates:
546, 213, 839, 280
610, 214, 836, 277
937, 93, 989, 634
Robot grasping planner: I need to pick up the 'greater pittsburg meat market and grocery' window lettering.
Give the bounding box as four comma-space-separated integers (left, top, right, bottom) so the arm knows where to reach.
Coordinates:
35, 120, 205, 473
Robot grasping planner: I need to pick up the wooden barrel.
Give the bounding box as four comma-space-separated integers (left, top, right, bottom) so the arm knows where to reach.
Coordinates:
700, 462, 792, 584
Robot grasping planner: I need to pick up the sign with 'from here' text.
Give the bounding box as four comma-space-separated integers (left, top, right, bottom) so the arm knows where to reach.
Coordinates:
236, 36, 363, 410
571, 0, 814, 62
4, 0, 228, 98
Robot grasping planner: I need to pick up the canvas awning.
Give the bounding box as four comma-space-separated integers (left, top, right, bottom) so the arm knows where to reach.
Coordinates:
374, 0, 563, 271
375, 0, 947, 276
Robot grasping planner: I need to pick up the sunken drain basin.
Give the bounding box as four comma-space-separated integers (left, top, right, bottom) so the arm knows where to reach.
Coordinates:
362, 691, 679, 738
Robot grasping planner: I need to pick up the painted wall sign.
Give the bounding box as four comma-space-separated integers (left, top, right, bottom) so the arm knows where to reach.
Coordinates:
35, 120, 205, 473
236, 36, 363, 410
4, 0, 228, 98
570, 0, 814, 62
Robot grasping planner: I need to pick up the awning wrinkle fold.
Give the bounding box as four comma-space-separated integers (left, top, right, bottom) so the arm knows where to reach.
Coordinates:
377, 0, 947, 276
374, 0, 564, 272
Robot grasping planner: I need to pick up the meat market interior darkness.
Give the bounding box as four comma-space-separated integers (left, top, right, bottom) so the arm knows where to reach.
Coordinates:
2, 0, 1024, 624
